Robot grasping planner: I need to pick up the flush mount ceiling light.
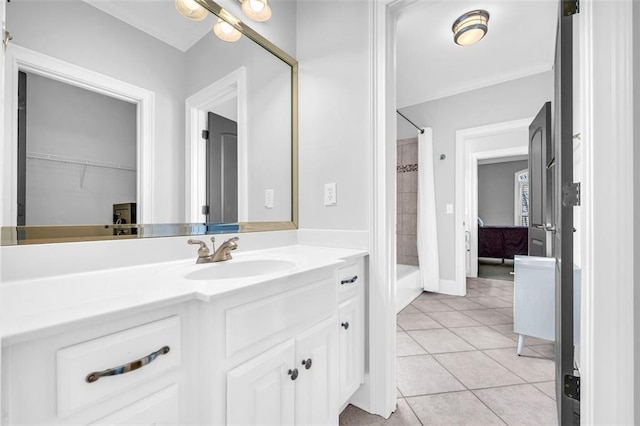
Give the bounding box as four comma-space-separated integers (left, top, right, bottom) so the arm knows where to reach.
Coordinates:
213, 18, 242, 42
240, 0, 272, 22
452, 10, 490, 46
175, 0, 208, 21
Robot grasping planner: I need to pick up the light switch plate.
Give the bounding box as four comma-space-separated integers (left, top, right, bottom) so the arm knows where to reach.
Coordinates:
324, 183, 337, 206
446, 203, 454, 214
265, 189, 274, 208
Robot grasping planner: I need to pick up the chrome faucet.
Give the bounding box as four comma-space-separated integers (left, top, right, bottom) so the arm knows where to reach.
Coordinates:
187, 237, 239, 264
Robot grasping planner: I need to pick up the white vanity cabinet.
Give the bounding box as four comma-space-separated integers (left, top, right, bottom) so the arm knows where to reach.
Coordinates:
337, 260, 365, 407
227, 317, 337, 425
1, 302, 199, 425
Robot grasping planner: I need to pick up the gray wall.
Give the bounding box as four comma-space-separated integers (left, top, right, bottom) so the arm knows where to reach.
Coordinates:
8, 1, 186, 223
25, 73, 136, 225
398, 71, 553, 280
478, 160, 528, 226
296, 1, 371, 230
634, 0, 640, 420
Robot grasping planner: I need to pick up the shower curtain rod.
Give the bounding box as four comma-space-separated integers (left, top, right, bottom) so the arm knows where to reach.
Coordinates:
396, 110, 425, 134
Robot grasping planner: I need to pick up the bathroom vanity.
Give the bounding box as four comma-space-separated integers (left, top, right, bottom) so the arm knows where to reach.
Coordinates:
0, 245, 367, 425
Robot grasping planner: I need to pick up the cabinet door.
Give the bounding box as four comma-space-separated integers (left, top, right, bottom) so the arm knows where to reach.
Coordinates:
294, 317, 338, 426
227, 340, 296, 425
338, 295, 364, 405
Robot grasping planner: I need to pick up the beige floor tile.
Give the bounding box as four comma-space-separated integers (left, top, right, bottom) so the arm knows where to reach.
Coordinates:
489, 324, 519, 341
400, 304, 422, 315
530, 343, 555, 360
533, 381, 557, 400
411, 299, 455, 313
406, 391, 505, 425
434, 351, 525, 389
397, 355, 466, 396
440, 298, 487, 311
408, 328, 476, 354
474, 287, 513, 298
397, 331, 428, 357
473, 384, 558, 426
451, 326, 518, 350
465, 289, 486, 297
484, 347, 555, 382
463, 309, 513, 326
339, 399, 421, 425
397, 312, 443, 331
469, 297, 513, 309
491, 307, 514, 318
427, 311, 483, 328
416, 291, 459, 300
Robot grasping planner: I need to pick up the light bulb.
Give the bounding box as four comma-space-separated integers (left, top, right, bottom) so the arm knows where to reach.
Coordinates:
213, 18, 242, 42
175, 0, 207, 21
241, 0, 271, 22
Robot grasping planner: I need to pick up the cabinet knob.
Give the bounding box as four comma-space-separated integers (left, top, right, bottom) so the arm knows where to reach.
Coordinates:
301, 358, 312, 370
288, 368, 299, 380
341, 322, 350, 330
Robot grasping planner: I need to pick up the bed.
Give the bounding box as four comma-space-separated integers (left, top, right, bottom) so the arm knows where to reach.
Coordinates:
478, 226, 528, 260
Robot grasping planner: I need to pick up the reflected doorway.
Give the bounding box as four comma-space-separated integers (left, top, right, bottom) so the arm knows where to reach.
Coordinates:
205, 111, 238, 223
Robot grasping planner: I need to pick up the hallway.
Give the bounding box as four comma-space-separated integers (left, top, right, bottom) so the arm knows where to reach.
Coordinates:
340, 277, 557, 425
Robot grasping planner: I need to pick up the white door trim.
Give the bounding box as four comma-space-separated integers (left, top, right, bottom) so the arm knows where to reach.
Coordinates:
579, 0, 635, 423
454, 118, 531, 288
184, 67, 248, 223
3, 44, 155, 224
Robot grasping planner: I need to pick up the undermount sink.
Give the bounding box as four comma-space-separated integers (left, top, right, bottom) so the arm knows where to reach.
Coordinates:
184, 259, 296, 281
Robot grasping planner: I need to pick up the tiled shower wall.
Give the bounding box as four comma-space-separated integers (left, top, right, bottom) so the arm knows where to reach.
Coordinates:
397, 138, 419, 266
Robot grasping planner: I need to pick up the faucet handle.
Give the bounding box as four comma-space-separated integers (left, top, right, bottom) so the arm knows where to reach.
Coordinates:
187, 239, 210, 256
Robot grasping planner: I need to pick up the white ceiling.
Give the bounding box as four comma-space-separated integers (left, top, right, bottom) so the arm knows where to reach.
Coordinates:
396, 0, 558, 108
83, 0, 216, 52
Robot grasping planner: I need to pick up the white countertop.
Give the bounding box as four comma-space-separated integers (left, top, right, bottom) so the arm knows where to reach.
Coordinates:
0, 245, 367, 345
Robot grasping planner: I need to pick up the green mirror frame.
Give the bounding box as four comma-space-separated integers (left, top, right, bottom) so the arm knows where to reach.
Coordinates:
1, 0, 298, 245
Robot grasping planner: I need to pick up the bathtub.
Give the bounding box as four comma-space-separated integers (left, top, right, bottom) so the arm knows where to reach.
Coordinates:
396, 264, 422, 313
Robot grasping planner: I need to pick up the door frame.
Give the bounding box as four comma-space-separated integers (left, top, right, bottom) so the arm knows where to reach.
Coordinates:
3, 44, 155, 223
184, 66, 248, 223
454, 119, 531, 284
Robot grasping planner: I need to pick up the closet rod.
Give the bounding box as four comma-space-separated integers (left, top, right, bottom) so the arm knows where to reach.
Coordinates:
396, 110, 424, 134
26, 152, 136, 171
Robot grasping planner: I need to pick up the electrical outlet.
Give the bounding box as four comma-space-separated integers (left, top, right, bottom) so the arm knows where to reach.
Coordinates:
265, 189, 274, 209
324, 183, 337, 206
446, 203, 454, 214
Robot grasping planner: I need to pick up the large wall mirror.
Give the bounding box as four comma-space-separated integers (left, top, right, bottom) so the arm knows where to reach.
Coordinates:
1, 0, 297, 244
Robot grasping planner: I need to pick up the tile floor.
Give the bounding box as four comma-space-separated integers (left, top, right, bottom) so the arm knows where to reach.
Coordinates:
340, 276, 557, 426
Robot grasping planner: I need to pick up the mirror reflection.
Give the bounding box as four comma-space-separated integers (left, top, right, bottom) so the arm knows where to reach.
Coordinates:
3, 0, 293, 231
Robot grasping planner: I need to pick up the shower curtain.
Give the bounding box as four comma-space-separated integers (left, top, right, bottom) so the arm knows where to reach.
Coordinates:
417, 128, 441, 292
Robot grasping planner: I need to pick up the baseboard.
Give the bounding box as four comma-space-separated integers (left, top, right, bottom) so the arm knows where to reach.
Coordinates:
296, 229, 369, 250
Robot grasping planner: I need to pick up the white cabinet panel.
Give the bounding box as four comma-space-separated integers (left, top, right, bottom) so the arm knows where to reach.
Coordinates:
90, 384, 179, 425
338, 295, 364, 405
227, 340, 296, 425
294, 317, 338, 426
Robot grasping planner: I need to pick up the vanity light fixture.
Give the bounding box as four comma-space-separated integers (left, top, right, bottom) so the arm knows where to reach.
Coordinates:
175, 0, 208, 21
240, 0, 272, 22
213, 18, 242, 42
452, 10, 489, 46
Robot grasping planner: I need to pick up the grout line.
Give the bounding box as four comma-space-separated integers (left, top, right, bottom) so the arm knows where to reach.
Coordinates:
400, 396, 425, 426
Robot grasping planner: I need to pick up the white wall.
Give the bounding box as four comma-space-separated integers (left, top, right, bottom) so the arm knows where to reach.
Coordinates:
25, 72, 136, 225
186, 32, 292, 222
634, 0, 640, 419
296, 1, 371, 230
7, 1, 186, 223
398, 71, 553, 280
478, 160, 528, 226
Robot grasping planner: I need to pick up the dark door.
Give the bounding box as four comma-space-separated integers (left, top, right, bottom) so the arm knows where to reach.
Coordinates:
17, 71, 27, 226
554, 1, 578, 423
528, 102, 552, 257
206, 112, 238, 223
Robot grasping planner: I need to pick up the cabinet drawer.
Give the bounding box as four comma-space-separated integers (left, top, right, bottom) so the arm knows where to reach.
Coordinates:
226, 278, 335, 357
338, 262, 361, 298
90, 384, 180, 425
57, 316, 181, 417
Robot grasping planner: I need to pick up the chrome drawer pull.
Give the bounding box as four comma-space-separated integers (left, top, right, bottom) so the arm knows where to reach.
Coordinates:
340, 275, 358, 285
86, 346, 170, 383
